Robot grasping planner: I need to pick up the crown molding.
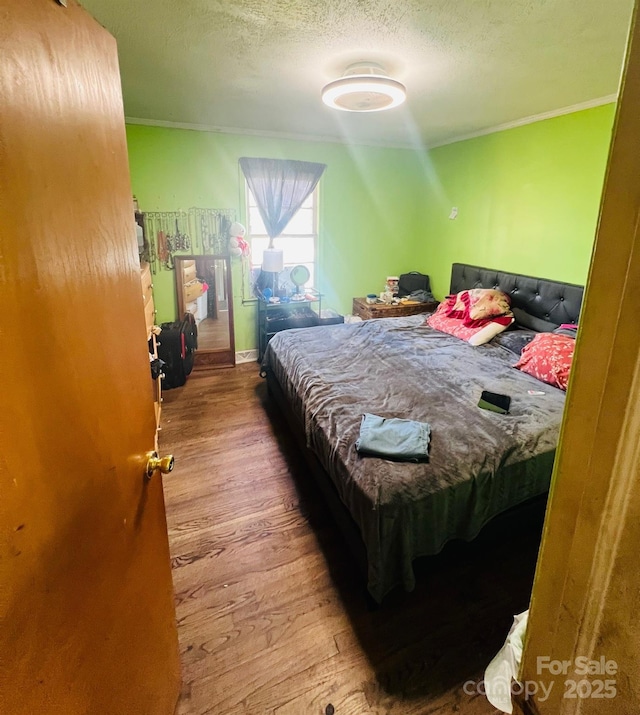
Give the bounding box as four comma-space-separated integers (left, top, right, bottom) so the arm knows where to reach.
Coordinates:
125, 93, 618, 152
427, 94, 618, 149
124, 116, 411, 149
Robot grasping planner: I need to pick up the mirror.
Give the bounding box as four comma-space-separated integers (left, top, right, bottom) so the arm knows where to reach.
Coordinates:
175, 254, 235, 369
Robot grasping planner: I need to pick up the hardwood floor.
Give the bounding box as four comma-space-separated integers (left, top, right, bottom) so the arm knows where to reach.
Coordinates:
160, 363, 544, 715
197, 312, 231, 350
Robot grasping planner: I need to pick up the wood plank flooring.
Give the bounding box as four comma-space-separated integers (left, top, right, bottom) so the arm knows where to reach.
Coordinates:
160, 363, 545, 715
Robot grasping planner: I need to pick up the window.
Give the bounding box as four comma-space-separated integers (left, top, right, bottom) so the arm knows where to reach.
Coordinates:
247, 185, 318, 288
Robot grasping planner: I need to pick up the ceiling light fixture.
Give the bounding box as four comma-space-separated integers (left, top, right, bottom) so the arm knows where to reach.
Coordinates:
321, 62, 406, 113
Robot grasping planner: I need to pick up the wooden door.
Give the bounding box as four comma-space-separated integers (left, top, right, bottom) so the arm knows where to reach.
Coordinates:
0, 2, 180, 713
517, 6, 640, 714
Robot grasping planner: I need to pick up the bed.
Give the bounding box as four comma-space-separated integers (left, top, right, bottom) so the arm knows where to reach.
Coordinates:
262, 263, 583, 603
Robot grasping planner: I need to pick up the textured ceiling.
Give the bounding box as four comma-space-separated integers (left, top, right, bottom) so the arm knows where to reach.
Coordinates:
79, 0, 634, 148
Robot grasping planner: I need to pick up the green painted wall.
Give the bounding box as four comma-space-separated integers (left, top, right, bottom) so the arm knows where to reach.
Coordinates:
126, 124, 431, 351
127, 103, 615, 352
420, 104, 616, 298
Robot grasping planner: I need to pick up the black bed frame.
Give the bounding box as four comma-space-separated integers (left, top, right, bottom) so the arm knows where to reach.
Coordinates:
265, 263, 584, 601
450, 263, 583, 331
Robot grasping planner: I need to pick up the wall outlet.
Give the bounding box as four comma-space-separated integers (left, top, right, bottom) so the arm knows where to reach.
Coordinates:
449, 207, 458, 220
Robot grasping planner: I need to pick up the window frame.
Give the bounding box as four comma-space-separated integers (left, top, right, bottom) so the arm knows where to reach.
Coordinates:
245, 182, 319, 288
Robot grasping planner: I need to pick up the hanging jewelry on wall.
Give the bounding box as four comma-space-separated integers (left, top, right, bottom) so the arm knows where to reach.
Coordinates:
141, 208, 235, 272
190, 208, 235, 255
142, 211, 191, 271
167, 215, 191, 253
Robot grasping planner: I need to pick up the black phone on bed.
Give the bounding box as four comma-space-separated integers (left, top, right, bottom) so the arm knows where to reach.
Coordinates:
478, 390, 511, 414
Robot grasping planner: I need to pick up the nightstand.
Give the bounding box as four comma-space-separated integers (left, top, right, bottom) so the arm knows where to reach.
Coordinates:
258, 291, 322, 361
352, 297, 439, 320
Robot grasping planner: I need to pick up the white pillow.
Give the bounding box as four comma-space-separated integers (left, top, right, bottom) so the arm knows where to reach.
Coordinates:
468, 317, 514, 346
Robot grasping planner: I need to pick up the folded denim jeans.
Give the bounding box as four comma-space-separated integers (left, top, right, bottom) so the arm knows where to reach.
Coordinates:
356, 413, 431, 462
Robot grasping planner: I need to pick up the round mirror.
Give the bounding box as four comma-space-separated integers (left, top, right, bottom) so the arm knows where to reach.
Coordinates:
290, 264, 310, 289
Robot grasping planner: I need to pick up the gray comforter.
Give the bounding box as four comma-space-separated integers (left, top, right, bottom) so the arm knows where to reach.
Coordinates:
263, 315, 565, 602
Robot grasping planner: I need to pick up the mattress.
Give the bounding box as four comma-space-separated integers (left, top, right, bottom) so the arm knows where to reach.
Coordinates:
263, 314, 566, 602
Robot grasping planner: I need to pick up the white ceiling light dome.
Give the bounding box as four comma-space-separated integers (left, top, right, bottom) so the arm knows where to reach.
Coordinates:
321, 62, 406, 112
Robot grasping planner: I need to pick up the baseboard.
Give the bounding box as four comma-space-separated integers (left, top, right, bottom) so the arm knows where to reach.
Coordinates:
236, 349, 258, 364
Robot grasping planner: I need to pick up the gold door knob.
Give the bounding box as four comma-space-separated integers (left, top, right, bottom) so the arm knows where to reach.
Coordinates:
145, 451, 174, 478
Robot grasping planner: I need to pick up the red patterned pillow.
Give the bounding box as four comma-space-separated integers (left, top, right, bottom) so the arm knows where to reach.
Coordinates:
447, 288, 512, 325
467, 288, 512, 321
427, 301, 513, 345
514, 333, 575, 390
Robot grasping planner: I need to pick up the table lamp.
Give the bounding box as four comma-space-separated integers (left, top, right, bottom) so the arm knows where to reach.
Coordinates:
262, 248, 284, 295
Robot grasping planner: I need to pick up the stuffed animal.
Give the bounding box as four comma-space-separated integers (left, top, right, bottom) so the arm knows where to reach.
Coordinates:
228, 221, 250, 258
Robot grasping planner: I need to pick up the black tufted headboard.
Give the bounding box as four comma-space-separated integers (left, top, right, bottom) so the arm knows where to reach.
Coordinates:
450, 263, 584, 332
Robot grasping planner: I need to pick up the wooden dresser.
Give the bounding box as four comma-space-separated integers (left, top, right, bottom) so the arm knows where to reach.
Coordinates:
178, 258, 206, 321
352, 297, 439, 320
140, 261, 162, 436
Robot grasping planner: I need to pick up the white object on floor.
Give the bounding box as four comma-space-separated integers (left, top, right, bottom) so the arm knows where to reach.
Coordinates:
195, 292, 208, 323
344, 314, 363, 324
484, 610, 529, 713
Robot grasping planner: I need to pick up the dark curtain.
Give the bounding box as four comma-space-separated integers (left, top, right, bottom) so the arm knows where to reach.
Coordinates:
239, 157, 326, 245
